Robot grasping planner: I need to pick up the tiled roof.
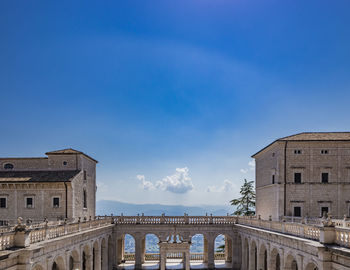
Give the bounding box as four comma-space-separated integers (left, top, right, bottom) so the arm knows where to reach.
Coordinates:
45, 148, 98, 163
252, 132, 350, 157
278, 132, 350, 141
0, 170, 81, 183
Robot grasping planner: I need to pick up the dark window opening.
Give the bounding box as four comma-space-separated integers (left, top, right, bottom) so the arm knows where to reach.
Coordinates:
0, 198, 6, 208
63, 161, 67, 166
321, 150, 329, 154
84, 170, 87, 180
272, 175, 275, 184
83, 190, 87, 208
294, 206, 301, 217
321, 207, 329, 217
53, 197, 60, 208
321, 173, 329, 183
26, 197, 33, 208
294, 173, 302, 184
294, 150, 302, 154
4, 163, 14, 170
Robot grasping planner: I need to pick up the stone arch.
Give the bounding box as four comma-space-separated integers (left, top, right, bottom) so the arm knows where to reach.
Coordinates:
285, 253, 299, 270
82, 244, 92, 270
242, 237, 250, 270
32, 264, 44, 270
93, 240, 100, 270
249, 239, 257, 270
108, 235, 114, 270
101, 237, 108, 270
145, 233, 160, 262
190, 233, 205, 263
258, 243, 268, 270
69, 249, 80, 270
305, 262, 319, 270
52, 256, 65, 270
270, 248, 281, 270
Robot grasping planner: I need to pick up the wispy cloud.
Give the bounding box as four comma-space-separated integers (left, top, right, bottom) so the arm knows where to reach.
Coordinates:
207, 179, 234, 193
137, 167, 194, 194
240, 160, 255, 174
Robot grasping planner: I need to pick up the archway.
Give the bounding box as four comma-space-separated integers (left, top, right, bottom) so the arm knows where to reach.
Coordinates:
52, 256, 65, 270
101, 238, 108, 270
108, 235, 114, 270
243, 237, 249, 270
70, 249, 80, 270
258, 243, 267, 270
214, 234, 225, 265
305, 262, 319, 270
123, 233, 136, 267
82, 245, 92, 270
145, 233, 160, 262
249, 240, 257, 270
270, 248, 281, 270
93, 241, 100, 270
32, 264, 44, 270
285, 253, 298, 270
190, 234, 205, 266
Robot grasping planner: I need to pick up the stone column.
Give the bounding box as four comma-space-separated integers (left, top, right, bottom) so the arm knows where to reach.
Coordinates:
231, 233, 242, 270
117, 238, 124, 264
94, 248, 101, 270
203, 236, 208, 263
160, 249, 166, 270
101, 244, 108, 270
207, 234, 215, 269
225, 237, 232, 263
185, 251, 190, 270
141, 237, 146, 264
241, 238, 248, 270
135, 235, 143, 269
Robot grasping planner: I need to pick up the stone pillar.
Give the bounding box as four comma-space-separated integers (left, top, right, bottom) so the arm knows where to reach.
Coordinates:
117, 238, 124, 264
203, 236, 208, 263
207, 234, 215, 269
94, 248, 101, 270
101, 244, 108, 270
160, 250, 166, 270
135, 235, 143, 269
241, 238, 249, 270
141, 237, 146, 263
231, 233, 242, 270
225, 237, 232, 263
185, 251, 190, 270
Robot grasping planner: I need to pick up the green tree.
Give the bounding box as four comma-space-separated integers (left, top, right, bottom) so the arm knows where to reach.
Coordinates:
230, 179, 256, 216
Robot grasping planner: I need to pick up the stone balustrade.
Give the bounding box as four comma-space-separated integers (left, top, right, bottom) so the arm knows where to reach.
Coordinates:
123, 252, 224, 261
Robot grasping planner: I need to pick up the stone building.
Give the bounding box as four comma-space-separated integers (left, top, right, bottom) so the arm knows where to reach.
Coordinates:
0, 149, 97, 224
253, 132, 350, 221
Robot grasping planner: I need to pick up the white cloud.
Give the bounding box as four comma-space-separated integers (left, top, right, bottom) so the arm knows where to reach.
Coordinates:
207, 179, 234, 193
137, 174, 155, 190
136, 167, 194, 194
248, 160, 255, 170
240, 169, 248, 174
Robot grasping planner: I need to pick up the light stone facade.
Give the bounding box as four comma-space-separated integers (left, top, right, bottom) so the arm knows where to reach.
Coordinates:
253, 132, 350, 221
0, 149, 97, 224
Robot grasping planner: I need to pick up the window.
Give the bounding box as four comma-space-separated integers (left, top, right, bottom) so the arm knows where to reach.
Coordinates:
321, 207, 329, 217
294, 206, 301, 217
26, 197, 33, 208
0, 198, 6, 208
321, 149, 329, 154
321, 173, 329, 183
294, 150, 302, 154
53, 197, 60, 208
83, 170, 87, 180
272, 175, 275, 184
83, 190, 87, 208
63, 161, 67, 166
3, 163, 14, 170
294, 172, 302, 184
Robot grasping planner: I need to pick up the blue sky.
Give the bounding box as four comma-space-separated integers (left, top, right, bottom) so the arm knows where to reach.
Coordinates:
1, 0, 350, 206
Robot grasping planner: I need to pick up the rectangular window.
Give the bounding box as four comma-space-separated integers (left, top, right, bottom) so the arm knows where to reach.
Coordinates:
294, 150, 302, 154
294, 207, 301, 217
53, 197, 60, 208
272, 175, 275, 184
84, 170, 87, 180
0, 198, 6, 208
321, 207, 329, 217
294, 173, 302, 184
321, 173, 329, 183
26, 197, 33, 208
321, 149, 329, 154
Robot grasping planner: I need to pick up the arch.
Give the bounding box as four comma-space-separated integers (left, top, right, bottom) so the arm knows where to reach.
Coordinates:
101, 238, 108, 270
32, 264, 44, 270
108, 235, 113, 270
285, 253, 299, 270
124, 233, 136, 261
52, 256, 65, 270
305, 262, 319, 270
69, 249, 80, 270
249, 240, 257, 270
243, 237, 249, 270
145, 233, 160, 262
270, 248, 281, 270
258, 243, 268, 270
93, 240, 100, 270
190, 234, 205, 264
82, 245, 92, 270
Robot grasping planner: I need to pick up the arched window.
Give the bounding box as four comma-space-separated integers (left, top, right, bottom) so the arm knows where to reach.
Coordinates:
52, 262, 58, 270
4, 163, 14, 170
83, 189, 87, 208
276, 254, 281, 270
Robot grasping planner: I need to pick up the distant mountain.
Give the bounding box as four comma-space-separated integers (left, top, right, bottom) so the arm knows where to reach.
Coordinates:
96, 200, 233, 216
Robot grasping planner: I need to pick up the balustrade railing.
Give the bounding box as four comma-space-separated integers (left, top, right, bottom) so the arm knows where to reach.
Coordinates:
123, 252, 224, 261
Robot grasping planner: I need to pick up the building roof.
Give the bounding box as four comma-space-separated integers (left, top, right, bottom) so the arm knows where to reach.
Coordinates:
45, 148, 98, 163
0, 170, 81, 183
252, 132, 350, 158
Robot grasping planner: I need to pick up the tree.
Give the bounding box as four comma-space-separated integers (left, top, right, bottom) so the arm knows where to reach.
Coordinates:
230, 179, 256, 216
